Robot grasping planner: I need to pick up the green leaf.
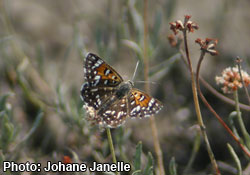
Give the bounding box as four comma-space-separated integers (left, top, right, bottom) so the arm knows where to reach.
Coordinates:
227, 143, 242, 175
9, 111, 43, 154
21, 111, 43, 143
132, 170, 142, 175
0, 114, 14, 150
228, 111, 240, 139
128, 0, 144, 39
169, 157, 177, 175
149, 53, 181, 80
144, 152, 154, 175
133, 141, 142, 172
122, 39, 143, 59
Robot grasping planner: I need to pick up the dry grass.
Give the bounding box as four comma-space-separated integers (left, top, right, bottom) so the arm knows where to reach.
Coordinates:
1, 0, 250, 175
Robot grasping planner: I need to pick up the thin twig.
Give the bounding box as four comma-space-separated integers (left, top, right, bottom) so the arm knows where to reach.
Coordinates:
183, 32, 220, 175
143, 0, 165, 174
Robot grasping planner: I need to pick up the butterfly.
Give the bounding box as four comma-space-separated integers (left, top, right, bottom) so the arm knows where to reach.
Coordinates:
80, 53, 163, 128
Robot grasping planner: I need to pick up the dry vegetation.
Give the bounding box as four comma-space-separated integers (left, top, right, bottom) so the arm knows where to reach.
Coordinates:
1, 0, 250, 175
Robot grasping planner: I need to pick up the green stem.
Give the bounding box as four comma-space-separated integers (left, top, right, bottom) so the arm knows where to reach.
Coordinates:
106, 128, 119, 175
227, 143, 242, 175
234, 90, 250, 149
183, 130, 201, 174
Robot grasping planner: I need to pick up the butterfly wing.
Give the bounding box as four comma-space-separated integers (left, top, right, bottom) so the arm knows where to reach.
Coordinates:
81, 53, 123, 110
81, 83, 116, 109
83, 53, 123, 87
98, 96, 128, 128
128, 89, 163, 118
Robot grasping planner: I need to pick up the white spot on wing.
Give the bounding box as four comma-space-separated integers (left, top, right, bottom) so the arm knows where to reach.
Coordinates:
136, 105, 141, 112
97, 60, 103, 64
105, 69, 110, 76
131, 106, 140, 115
117, 111, 124, 119
139, 95, 145, 101
97, 99, 101, 105
91, 88, 98, 92
94, 75, 101, 80
148, 98, 155, 107
91, 55, 96, 60
106, 110, 111, 114
93, 75, 101, 86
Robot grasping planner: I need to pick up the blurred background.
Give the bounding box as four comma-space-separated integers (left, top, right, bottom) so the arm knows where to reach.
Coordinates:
1, 0, 250, 174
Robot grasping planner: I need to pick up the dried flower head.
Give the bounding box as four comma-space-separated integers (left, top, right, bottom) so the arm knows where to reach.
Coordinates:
215, 66, 250, 94
83, 105, 96, 118
169, 15, 198, 35
83, 105, 105, 128
195, 38, 218, 56
167, 34, 183, 48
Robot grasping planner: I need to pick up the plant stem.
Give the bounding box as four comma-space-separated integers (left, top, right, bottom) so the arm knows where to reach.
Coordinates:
106, 128, 119, 175
183, 130, 201, 174
234, 90, 250, 149
143, 0, 165, 174
183, 32, 220, 175
227, 143, 242, 175
236, 58, 250, 105
196, 51, 250, 158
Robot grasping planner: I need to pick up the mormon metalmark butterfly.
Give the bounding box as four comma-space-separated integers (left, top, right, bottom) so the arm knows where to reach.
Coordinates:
80, 53, 163, 128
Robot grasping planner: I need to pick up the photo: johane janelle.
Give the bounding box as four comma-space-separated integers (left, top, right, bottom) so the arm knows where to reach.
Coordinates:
43, 161, 131, 172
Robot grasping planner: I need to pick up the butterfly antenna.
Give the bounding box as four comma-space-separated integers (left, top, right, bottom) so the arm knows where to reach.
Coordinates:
132, 61, 140, 81
135, 80, 158, 85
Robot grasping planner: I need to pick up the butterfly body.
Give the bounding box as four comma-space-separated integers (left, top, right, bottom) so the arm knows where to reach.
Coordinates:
115, 81, 133, 99
81, 53, 163, 128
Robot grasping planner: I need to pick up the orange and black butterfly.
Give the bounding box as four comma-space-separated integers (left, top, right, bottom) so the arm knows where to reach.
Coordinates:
80, 53, 163, 128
